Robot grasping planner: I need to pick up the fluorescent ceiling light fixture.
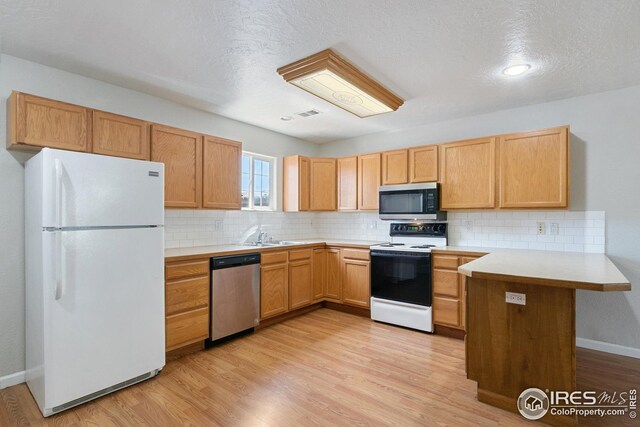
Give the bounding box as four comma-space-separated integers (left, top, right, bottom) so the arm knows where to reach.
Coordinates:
277, 49, 404, 118
502, 63, 531, 76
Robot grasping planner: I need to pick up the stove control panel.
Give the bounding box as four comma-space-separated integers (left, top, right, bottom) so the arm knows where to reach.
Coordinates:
389, 222, 447, 237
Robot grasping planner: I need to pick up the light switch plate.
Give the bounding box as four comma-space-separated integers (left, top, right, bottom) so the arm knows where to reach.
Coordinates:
506, 292, 526, 305
214, 220, 224, 231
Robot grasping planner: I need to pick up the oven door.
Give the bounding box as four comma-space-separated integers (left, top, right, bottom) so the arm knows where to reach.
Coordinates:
378, 184, 439, 220
370, 250, 432, 306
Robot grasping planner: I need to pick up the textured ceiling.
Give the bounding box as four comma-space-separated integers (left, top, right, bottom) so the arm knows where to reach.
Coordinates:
1, 0, 640, 143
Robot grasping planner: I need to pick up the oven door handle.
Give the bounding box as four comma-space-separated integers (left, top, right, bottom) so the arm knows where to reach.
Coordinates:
371, 251, 431, 259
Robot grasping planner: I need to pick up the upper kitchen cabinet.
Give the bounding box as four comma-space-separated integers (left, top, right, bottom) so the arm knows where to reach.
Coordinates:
440, 137, 496, 209
203, 136, 242, 210
498, 126, 569, 209
337, 156, 358, 210
408, 145, 438, 183
283, 155, 310, 212
381, 149, 408, 185
92, 111, 150, 160
151, 124, 203, 209
8, 91, 90, 152
358, 153, 381, 210
309, 157, 337, 211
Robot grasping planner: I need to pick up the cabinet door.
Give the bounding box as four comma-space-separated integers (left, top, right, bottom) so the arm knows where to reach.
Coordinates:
358, 153, 381, 210
337, 156, 358, 210
283, 156, 310, 211
440, 137, 496, 209
203, 136, 242, 209
408, 145, 438, 182
325, 248, 342, 301
260, 263, 289, 319
342, 259, 370, 308
433, 297, 461, 328
151, 125, 203, 208
309, 158, 337, 211
312, 249, 326, 301
289, 259, 313, 310
381, 149, 408, 185
92, 111, 150, 160
10, 92, 90, 152
498, 127, 569, 208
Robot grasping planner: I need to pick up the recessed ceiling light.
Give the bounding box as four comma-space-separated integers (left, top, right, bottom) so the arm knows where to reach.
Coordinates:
502, 64, 531, 77
277, 49, 404, 118
280, 116, 293, 121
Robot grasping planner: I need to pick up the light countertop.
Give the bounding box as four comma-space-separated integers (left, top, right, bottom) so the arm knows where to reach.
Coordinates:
458, 250, 631, 292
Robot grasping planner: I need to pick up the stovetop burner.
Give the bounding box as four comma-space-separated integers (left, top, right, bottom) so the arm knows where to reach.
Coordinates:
377, 243, 406, 247
410, 245, 436, 249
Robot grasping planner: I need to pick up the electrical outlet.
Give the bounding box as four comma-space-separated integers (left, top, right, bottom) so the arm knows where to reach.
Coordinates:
368, 221, 377, 230
536, 222, 546, 235
214, 220, 224, 231
506, 292, 526, 305
550, 223, 559, 235
464, 220, 474, 231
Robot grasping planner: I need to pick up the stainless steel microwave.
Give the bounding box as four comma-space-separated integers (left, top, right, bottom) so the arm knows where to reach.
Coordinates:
378, 183, 446, 220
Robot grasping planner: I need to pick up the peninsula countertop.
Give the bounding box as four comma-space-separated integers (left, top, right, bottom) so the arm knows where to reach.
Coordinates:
458, 250, 631, 291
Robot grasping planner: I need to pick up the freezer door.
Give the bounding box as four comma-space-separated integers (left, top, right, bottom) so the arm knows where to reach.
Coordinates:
43, 227, 165, 410
41, 149, 164, 228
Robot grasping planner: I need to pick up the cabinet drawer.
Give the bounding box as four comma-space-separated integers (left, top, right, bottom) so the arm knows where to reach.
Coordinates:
166, 307, 209, 350
166, 276, 209, 316
262, 251, 288, 265
433, 255, 459, 270
289, 248, 312, 261
433, 269, 460, 298
342, 248, 370, 261
433, 296, 461, 328
166, 260, 209, 280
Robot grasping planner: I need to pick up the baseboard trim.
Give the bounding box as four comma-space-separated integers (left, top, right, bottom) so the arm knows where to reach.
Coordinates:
576, 337, 640, 359
0, 370, 26, 389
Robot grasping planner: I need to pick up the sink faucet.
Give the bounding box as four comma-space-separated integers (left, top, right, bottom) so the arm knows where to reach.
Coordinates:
257, 231, 268, 245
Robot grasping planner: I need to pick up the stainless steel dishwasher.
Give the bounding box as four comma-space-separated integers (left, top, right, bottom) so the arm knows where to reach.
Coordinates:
210, 253, 260, 341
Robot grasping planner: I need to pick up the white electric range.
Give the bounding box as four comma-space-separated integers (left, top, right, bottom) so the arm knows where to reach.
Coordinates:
370, 222, 448, 332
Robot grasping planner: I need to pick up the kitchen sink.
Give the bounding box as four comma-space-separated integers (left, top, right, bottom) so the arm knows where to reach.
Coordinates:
242, 240, 306, 247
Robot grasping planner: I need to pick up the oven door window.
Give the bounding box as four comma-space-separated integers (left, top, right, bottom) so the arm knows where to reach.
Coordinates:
379, 190, 425, 214
371, 252, 432, 306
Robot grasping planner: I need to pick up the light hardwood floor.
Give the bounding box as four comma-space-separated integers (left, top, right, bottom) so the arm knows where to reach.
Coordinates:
1, 308, 638, 426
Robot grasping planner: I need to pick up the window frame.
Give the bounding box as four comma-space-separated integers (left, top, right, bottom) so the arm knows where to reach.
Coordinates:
241, 151, 276, 211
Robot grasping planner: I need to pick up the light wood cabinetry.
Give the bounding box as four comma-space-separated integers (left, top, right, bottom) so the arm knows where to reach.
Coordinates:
381, 149, 408, 185
289, 249, 313, 310
203, 135, 242, 210
151, 124, 203, 208
357, 153, 381, 210
408, 145, 438, 182
260, 251, 289, 319
440, 137, 496, 209
8, 91, 91, 152
432, 254, 480, 331
164, 259, 210, 351
92, 111, 149, 160
325, 248, 343, 301
309, 158, 337, 211
337, 156, 358, 210
498, 126, 569, 208
312, 249, 327, 300
341, 249, 370, 308
283, 155, 310, 211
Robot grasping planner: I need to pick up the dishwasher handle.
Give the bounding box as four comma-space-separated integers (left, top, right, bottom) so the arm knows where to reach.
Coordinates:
211, 253, 260, 270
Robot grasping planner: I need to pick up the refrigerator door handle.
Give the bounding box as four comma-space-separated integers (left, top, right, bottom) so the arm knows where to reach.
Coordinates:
54, 232, 65, 300
54, 158, 63, 229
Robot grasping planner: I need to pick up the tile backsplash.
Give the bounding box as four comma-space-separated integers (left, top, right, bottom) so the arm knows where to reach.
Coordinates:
165, 209, 605, 254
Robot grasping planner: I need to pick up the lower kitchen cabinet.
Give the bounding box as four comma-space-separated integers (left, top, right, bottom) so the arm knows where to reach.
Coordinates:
312, 249, 327, 300
432, 253, 481, 331
341, 249, 371, 308
325, 248, 343, 301
289, 249, 313, 310
260, 252, 289, 320
164, 258, 210, 351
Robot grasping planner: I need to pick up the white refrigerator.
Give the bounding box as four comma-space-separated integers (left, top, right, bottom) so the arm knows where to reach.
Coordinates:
25, 148, 166, 416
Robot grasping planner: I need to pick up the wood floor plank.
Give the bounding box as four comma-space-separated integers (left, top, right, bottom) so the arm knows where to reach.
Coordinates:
1, 308, 637, 426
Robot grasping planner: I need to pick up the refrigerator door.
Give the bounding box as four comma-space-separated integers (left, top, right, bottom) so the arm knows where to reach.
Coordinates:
43, 227, 165, 410
41, 149, 164, 228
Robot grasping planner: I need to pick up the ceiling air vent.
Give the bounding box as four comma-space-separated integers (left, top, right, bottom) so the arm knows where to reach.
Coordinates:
296, 109, 322, 118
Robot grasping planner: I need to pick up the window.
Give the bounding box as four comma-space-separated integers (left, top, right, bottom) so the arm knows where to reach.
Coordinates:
241, 152, 275, 210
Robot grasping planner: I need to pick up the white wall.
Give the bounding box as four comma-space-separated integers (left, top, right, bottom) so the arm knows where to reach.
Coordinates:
0, 54, 320, 378
319, 86, 640, 351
